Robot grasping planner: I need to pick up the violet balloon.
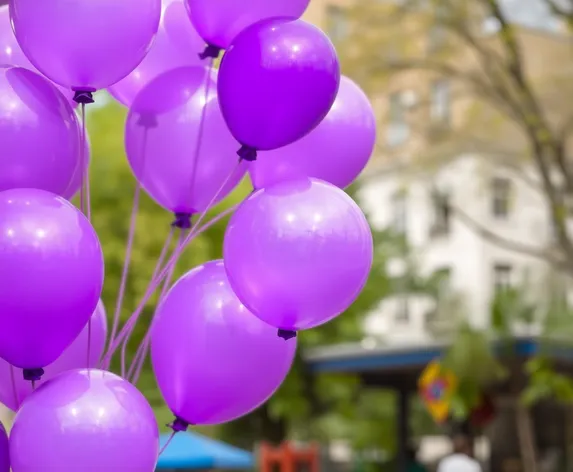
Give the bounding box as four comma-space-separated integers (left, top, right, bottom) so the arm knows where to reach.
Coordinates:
0, 423, 7, 472
10, 0, 162, 91
10, 369, 159, 472
186, 0, 309, 49
0, 302, 107, 412
218, 18, 340, 152
125, 66, 244, 215
109, 0, 204, 107
0, 6, 76, 106
251, 76, 377, 190
224, 179, 373, 332
0, 67, 83, 197
0, 189, 104, 371
151, 260, 296, 426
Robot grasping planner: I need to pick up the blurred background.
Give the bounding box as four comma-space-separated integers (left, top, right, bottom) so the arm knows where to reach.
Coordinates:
5, 0, 573, 471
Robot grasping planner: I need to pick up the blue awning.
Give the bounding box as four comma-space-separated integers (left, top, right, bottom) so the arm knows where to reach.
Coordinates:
156, 431, 254, 470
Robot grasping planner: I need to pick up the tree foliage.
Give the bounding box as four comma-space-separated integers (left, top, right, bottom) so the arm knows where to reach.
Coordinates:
337, 0, 573, 275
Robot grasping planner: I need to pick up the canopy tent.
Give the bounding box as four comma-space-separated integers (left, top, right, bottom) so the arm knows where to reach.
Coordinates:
156, 431, 254, 470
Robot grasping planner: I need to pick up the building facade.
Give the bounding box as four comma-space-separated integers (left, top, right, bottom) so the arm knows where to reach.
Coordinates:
305, 0, 573, 344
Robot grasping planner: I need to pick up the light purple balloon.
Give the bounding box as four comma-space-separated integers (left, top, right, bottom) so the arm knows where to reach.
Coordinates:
0, 66, 83, 197
186, 0, 309, 49
125, 66, 244, 215
10, 0, 162, 91
151, 260, 296, 426
251, 77, 377, 190
0, 6, 76, 106
218, 18, 340, 152
0, 423, 7, 472
0, 189, 104, 370
108, 0, 204, 107
224, 179, 373, 332
10, 369, 159, 472
0, 302, 107, 412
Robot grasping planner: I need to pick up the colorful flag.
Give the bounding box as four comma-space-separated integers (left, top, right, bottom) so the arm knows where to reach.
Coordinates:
418, 360, 457, 423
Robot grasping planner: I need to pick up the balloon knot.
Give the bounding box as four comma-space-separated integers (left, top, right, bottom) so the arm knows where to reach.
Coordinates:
168, 417, 190, 433
277, 329, 297, 340
22, 367, 44, 382
237, 145, 257, 162
73, 90, 95, 105
137, 112, 158, 128
171, 212, 193, 229
199, 44, 222, 60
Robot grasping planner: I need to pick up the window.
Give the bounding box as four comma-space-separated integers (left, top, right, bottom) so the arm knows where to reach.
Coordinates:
493, 264, 513, 292
326, 5, 347, 42
491, 177, 511, 219
430, 190, 451, 237
430, 80, 450, 124
395, 296, 410, 323
391, 191, 407, 234
387, 92, 409, 147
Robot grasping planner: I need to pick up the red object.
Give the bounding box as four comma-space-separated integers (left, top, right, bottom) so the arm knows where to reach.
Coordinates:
260, 442, 320, 472
470, 394, 496, 427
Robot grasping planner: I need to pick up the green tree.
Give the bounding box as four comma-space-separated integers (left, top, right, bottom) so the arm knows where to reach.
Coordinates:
336, 0, 573, 276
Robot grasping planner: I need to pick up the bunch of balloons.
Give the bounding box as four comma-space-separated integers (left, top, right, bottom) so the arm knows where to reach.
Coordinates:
0, 0, 377, 470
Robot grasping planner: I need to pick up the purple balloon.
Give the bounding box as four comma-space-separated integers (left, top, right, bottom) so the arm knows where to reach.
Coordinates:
0, 302, 107, 412
0, 423, 7, 472
186, 0, 309, 49
0, 67, 84, 197
109, 0, 204, 107
0, 6, 76, 106
10, 369, 159, 472
10, 0, 162, 91
151, 260, 296, 425
224, 179, 373, 332
218, 18, 340, 152
251, 77, 377, 190
125, 66, 244, 214
0, 189, 104, 370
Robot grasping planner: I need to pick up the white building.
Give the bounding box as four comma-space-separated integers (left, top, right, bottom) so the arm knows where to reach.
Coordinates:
358, 155, 555, 344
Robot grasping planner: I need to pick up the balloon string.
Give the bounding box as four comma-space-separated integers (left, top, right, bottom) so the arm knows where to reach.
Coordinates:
87, 318, 92, 368
9, 365, 20, 409
158, 431, 177, 457
188, 58, 215, 200
100, 226, 174, 372
102, 201, 240, 367
128, 228, 187, 384
108, 184, 142, 349
118, 226, 174, 377
79, 102, 91, 220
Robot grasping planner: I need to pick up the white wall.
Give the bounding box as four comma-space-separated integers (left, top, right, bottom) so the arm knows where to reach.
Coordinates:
358, 154, 553, 342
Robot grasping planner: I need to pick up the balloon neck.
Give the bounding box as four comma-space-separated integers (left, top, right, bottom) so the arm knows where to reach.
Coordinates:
171, 212, 193, 230
277, 329, 297, 341
22, 367, 44, 382
73, 89, 95, 105
198, 44, 222, 60
237, 145, 257, 162
168, 416, 190, 433
137, 113, 158, 128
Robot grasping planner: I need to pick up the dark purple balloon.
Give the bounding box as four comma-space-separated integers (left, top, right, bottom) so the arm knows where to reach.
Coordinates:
0, 189, 104, 369
217, 18, 340, 151
0, 422, 7, 472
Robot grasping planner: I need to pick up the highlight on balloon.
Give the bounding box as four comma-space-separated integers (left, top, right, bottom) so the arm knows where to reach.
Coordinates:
0, 0, 379, 470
